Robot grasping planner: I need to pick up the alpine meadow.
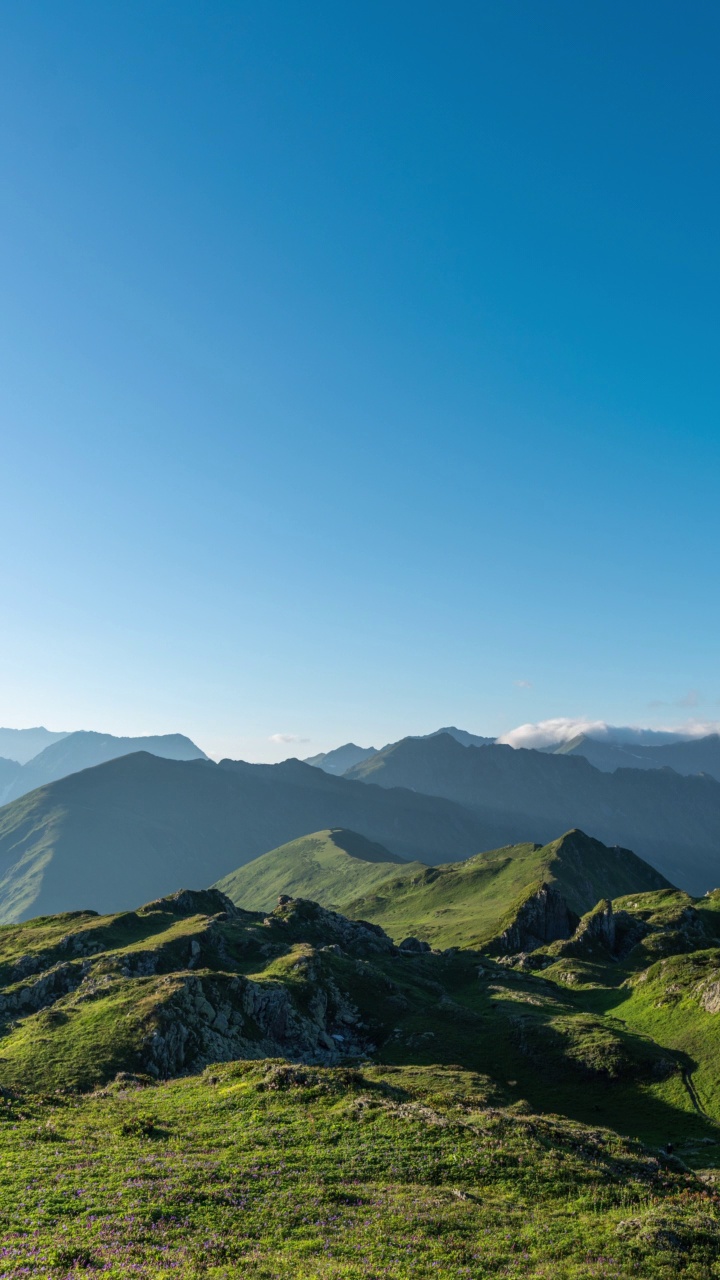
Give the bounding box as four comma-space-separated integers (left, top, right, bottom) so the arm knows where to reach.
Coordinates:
1, 4, 719, 1278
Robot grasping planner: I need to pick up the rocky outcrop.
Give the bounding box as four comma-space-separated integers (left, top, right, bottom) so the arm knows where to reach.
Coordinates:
140, 966, 372, 1078
497, 884, 579, 954
140, 888, 239, 918
269, 898, 397, 957
399, 937, 431, 954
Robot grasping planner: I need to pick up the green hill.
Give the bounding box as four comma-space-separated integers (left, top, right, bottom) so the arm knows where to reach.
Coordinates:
217, 828, 673, 952
215, 828, 424, 912
0, 752, 516, 923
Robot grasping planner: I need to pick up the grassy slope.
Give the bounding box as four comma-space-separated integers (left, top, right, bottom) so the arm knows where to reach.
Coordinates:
215, 828, 424, 912
342, 830, 672, 949
2, 1062, 719, 1280
0, 753, 510, 923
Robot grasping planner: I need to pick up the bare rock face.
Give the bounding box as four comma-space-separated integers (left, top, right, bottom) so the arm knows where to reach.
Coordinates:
498, 883, 578, 954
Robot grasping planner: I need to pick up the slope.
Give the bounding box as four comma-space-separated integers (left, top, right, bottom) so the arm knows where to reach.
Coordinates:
0, 752, 510, 922
0, 884, 713, 1159
304, 743, 377, 773
554, 731, 720, 780
0, 726, 68, 764
345, 732, 720, 893
1, 729, 208, 803
215, 828, 424, 912
342, 829, 673, 949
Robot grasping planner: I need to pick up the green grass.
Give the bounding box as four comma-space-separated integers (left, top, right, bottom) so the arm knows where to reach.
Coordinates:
0, 1060, 718, 1279
342, 830, 670, 950
215, 829, 423, 913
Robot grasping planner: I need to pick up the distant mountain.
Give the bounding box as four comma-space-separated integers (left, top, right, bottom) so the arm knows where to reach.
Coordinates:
0, 726, 68, 764
304, 728, 493, 776
422, 726, 496, 748
342, 829, 672, 950
345, 733, 720, 893
0, 730, 208, 803
304, 743, 377, 774
216, 828, 422, 913
551, 732, 720, 781
0, 758, 21, 793
0, 752, 513, 922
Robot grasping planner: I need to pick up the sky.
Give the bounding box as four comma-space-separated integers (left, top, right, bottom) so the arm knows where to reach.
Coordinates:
1, 1, 719, 761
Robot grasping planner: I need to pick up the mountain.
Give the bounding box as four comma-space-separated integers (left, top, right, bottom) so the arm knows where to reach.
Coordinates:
304, 743, 377, 774
422, 725, 496, 748
0, 726, 68, 763
345, 733, 720, 893
304, 728, 494, 776
0, 752, 514, 922
0, 757, 21, 794
552, 731, 720, 780
0, 729, 208, 803
215, 828, 423, 912
340, 829, 671, 949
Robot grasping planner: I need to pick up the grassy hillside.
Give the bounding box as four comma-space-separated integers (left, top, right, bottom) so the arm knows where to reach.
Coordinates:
3, 880, 720, 1273
2, 1061, 718, 1280
0, 753, 517, 923
344, 732, 720, 893
341, 829, 672, 949
216, 828, 424, 912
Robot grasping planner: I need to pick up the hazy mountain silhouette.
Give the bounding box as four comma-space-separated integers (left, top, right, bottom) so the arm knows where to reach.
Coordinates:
0, 730, 207, 803
345, 733, 720, 892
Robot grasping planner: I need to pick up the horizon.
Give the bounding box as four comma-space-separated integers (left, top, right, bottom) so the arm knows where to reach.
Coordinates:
2, 713, 720, 764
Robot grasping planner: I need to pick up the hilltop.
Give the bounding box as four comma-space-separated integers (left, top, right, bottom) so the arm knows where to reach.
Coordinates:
215, 827, 422, 912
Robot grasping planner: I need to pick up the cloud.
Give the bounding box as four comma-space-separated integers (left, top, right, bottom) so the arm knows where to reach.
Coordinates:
498, 718, 609, 749
269, 733, 310, 745
498, 717, 720, 750
513, 680, 532, 689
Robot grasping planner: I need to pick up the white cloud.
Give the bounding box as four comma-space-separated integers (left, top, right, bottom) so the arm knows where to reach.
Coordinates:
513, 680, 532, 689
497, 717, 720, 750
269, 733, 310, 744
498, 718, 609, 749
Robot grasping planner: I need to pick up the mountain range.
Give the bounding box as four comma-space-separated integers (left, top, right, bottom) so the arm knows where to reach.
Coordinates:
344, 732, 720, 891
0, 729, 206, 804
549, 730, 720, 778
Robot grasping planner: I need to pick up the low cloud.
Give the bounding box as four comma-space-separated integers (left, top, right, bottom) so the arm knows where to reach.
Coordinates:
498, 718, 609, 749
498, 717, 720, 750
269, 733, 310, 745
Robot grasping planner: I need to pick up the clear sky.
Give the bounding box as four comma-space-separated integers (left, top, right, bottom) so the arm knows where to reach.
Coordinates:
1, 1, 718, 760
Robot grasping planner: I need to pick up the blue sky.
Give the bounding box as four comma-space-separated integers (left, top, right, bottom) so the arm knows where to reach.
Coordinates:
1, 1, 719, 760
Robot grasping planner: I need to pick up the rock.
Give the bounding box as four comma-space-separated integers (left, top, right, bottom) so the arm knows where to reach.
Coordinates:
700, 981, 720, 1014
140, 888, 239, 918
497, 884, 579, 954
399, 937, 431, 954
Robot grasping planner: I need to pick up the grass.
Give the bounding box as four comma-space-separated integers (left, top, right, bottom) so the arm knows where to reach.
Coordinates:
341, 831, 669, 950
0, 1060, 718, 1279
215, 830, 423, 914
